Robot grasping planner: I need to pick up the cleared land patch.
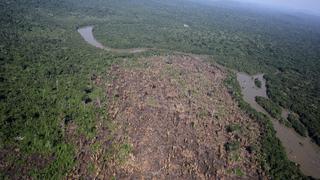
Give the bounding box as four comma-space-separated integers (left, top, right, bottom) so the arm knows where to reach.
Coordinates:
104, 55, 263, 179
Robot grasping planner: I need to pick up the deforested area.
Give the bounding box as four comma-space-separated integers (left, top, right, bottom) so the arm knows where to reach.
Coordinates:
1, 0, 319, 179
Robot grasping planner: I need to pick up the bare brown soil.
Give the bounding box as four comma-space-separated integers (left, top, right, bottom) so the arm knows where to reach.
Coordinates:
0, 148, 53, 179
100, 55, 263, 179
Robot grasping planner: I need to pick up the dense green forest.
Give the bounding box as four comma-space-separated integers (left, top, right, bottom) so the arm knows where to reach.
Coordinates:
287, 113, 307, 137
255, 97, 305, 132
0, 0, 151, 178
0, 0, 319, 178
255, 96, 282, 119
224, 73, 307, 179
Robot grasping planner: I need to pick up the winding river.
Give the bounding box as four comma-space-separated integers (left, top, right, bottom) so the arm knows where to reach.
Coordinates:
78, 26, 147, 53
77, 25, 320, 178
237, 72, 320, 178
77, 26, 105, 49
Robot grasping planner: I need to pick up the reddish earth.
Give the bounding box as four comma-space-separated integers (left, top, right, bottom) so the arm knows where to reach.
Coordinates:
94, 55, 264, 179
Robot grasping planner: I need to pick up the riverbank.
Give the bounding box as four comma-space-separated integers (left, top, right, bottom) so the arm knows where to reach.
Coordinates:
77, 25, 319, 179
237, 72, 320, 178
78, 26, 149, 53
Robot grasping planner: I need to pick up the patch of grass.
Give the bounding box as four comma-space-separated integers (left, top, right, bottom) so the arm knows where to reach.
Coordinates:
34, 143, 75, 179
91, 142, 102, 153
234, 167, 245, 177
87, 162, 95, 175
225, 141, 240, 152
106, 120, 117, 134
117, 143, 133, 164
226, 123, 242, 134
229, 152, 241, 162
226, 167, 244, 177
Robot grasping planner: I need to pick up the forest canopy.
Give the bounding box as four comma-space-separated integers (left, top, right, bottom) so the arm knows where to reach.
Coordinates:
1, 0, 319, 178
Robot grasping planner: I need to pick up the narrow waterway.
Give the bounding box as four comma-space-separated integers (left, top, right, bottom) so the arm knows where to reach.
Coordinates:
77, 26, 105, 49
77, 26, 148, 53
237, 72, 320, 178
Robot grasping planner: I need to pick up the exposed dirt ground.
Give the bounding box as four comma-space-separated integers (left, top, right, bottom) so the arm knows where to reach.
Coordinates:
99, 55, 264, 179
0, 148, 53, 179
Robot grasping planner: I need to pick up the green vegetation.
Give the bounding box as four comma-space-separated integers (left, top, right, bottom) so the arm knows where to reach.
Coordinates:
265, 73, 320, 145
255, 96, 307, 137
0, 0, 140, 177
254, 78, 262, 88
103, 141, 133, 165
279, 117, 293, 128
1, 0, 319, 178
227, 167, 245, 177
224, 72, 307, 179
255, 96, 282, 119
226, 123, 242, 134
234, 167, 245, 177
225, 141, 240, 152
87, 162, 95, 174
288, 113, 307, 137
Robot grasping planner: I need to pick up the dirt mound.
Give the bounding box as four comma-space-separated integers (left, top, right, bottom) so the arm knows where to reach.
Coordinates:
104, 55, 263, 179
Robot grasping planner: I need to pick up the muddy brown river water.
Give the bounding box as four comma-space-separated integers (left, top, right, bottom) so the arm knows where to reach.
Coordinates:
77, 25, 320, 178
237, 72, 320, 178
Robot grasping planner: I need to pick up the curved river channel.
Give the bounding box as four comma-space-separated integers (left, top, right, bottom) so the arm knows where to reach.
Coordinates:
78, 26, 320, 178
237, 73, 320, 178
78, 26, 147, 53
